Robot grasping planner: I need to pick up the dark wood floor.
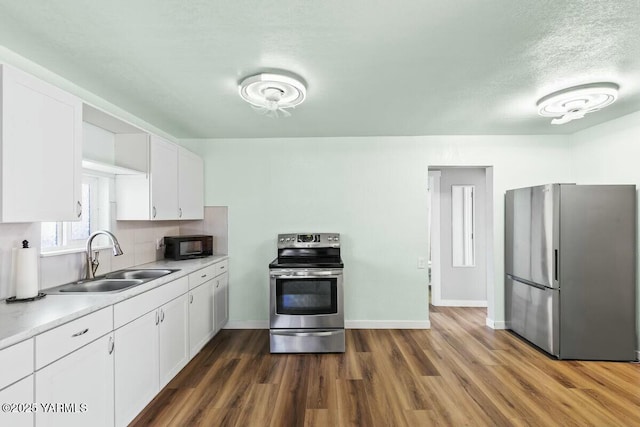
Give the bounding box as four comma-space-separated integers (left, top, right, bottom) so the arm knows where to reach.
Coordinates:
131, 307, 640, 426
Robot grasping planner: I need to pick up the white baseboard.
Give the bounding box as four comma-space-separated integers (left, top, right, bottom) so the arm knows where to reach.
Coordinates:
434, 299, 488, 307
485, 318, 507, 329
345, 320, 430, 329
224, 320, 269, 329
224, 320, 432, 330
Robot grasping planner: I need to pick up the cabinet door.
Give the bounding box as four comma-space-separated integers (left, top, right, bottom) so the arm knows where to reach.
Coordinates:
114, 310, 160, 427
150, 135, 178, 220
2, 65, 82, 222
35, 333, 114, 427
0, 375, 34, 427
159, 294, 189, 387
188, 280, 214, 358
214, 272, 229, 333
178, 147, 204, 220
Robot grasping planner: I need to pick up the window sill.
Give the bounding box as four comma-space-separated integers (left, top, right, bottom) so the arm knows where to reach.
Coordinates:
41, 245, 113, 258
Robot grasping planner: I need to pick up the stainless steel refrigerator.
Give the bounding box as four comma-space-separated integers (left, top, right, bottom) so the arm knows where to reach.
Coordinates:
505, 184, 637, 360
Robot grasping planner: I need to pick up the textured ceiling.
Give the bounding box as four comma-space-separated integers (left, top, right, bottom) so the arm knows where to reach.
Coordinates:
0, 0, 639, 138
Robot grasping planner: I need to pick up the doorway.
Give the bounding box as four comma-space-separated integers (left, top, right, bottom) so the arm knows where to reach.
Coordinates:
428, 167, 494, 310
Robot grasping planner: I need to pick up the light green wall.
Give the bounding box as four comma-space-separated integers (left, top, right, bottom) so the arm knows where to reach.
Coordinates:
182, 136, 573, 326
570, 110, 640, 350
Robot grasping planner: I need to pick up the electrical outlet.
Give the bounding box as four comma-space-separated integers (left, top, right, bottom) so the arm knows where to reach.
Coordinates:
417, 256, 426, 269
156, 238, 163, 250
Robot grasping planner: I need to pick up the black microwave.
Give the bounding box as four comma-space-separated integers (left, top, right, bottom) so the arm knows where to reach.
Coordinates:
164, 235, 213, 260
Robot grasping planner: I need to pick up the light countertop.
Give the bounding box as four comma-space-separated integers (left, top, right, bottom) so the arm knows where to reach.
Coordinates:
0, 255, 228, 350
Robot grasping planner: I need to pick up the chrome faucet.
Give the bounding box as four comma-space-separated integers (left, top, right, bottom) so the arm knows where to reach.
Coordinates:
86, 230, 124, 279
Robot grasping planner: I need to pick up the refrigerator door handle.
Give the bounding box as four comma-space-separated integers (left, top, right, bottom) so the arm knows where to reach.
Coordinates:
554, 249, 558, 281
506, 274, 548, 290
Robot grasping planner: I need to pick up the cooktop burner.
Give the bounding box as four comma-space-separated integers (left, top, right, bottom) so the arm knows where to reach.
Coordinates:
270, 232, 343, 269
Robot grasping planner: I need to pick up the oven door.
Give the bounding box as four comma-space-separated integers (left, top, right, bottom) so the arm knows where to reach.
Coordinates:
269, 268, 344, 329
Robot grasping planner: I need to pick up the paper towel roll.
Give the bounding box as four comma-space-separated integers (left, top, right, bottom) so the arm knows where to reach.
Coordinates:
14, 245, 39, 299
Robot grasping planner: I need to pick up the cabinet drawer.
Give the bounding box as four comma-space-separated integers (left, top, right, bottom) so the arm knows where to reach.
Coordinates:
214, 260, 228, 277
0, 339, 33, 390
35, 307, 112, 369
188, 265, 216, 289
114, 276, 189, 328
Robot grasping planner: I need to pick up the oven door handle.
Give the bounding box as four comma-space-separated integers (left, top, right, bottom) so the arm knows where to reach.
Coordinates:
270, 271, 342, 278
270, 330, 338, 337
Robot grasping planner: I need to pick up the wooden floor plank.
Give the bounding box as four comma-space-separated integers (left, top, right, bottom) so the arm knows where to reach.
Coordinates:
130, 307, 640, 427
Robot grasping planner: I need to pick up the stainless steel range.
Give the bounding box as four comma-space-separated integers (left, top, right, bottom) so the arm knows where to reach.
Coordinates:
269, 233, 345, 353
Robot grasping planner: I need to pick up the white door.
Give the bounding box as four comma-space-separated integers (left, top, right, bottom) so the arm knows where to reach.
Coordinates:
114, 311, 160, 427
189, 280, 214, 358
35, 334, 114, 427
214, 272, 229, 332
159, 294, 189, 387
150, 135, 179, 220
0, 376, 33, 427
178, 147, 204, 220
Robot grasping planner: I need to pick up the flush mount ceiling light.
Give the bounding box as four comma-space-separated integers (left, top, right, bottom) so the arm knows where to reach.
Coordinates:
536, 82, 619, 125
238, 73, 306, 118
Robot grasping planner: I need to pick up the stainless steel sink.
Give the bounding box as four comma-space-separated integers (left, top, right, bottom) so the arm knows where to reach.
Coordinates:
46, 268, 180, 294
58, 279, 145, 293
105, 269, 175, 280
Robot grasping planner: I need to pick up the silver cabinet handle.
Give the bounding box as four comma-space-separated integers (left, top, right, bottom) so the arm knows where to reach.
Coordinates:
179, 208, 182, 218
108, 336, 115, 354
76, 201, 82, 218
216, 280, 220, 288
152, 206, 157, 218
71, 328, 89, 337
189, 294, 194, 304
155, 311, 159, 325
160, 309, 165, 322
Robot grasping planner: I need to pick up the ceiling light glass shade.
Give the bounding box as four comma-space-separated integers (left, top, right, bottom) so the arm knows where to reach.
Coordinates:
239, 73, 306, 118
536, 82, 619, 125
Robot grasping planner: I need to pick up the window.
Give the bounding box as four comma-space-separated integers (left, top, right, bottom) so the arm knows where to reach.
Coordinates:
41, 174, 109, 252
451, 184, 475, 267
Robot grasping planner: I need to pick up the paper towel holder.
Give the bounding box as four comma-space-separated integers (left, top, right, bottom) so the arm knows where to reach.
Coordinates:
5, 293, 46, 304
5, 239, 46, 304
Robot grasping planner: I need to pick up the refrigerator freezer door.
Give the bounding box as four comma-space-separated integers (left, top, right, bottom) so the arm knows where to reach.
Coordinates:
505, 184, 559, 288
505, 275, 559, 356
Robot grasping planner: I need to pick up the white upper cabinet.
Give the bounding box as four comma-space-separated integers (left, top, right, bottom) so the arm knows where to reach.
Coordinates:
0, 64, 82, 222
115, 134, 203, 220
150, 136, 179, 220
178, 146, 204, 220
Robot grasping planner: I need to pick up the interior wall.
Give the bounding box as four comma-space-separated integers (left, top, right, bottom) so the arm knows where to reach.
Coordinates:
438, 167, 488, 304
182, 135, 573, 327
569, 110, 640, 351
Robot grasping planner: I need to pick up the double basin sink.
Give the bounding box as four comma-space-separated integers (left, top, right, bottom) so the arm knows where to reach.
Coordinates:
47, 269, 180, 294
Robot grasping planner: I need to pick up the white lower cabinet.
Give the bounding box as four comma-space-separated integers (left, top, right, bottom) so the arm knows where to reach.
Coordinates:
158, 294, 190, 387
0, 375, 34, 427
0, 259, 228, 427
214, 272, 229, 333
113, 279, 189, 427
114, 310, 159, 427
35, 333, 114, 427
188, 279, 214, 358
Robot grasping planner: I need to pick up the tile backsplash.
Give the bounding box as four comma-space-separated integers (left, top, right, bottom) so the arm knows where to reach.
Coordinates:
0, 206, 227, 299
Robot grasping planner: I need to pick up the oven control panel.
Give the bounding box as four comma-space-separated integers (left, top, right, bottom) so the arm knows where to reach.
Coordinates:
277, 233, 340, 248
